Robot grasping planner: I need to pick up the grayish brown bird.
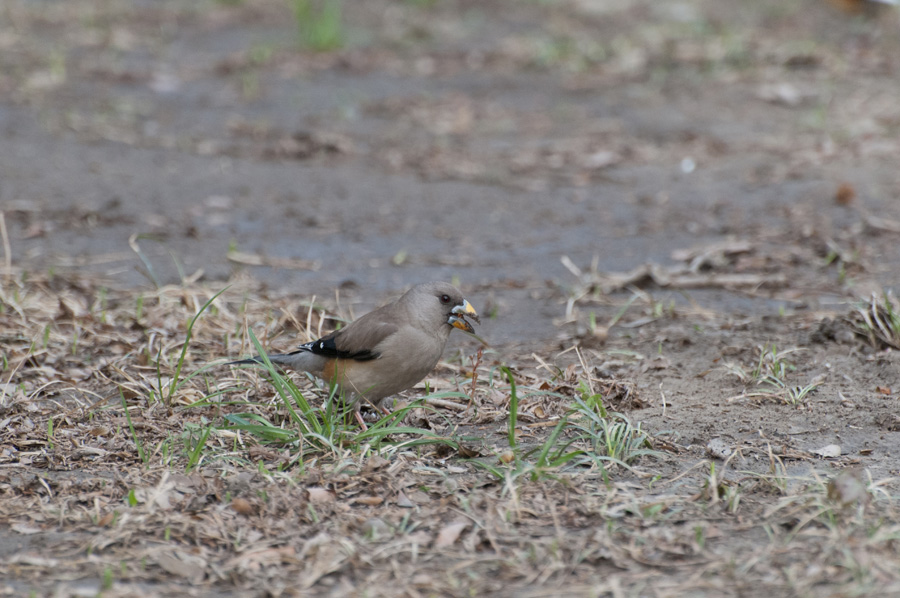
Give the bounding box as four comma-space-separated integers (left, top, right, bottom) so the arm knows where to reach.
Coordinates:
231, 282, 479, 424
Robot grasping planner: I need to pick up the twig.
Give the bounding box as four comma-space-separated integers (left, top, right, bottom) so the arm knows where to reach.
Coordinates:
423, 397, 468, 411
0, 211, 11, 286
468, 347, 483, 400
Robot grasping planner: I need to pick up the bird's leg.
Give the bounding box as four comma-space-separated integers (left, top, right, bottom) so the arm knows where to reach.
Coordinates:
347, 397, 368, 430
377, 397, 393, 417
359, 396, 392, 421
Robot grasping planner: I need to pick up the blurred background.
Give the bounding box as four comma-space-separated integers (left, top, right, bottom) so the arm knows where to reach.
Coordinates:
2, 0, 899, 345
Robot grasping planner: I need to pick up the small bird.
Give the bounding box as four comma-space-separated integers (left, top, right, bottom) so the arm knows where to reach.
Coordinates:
231, 282, 479, 425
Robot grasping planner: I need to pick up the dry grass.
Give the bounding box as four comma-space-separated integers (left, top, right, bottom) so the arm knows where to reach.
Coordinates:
851, 293, 900, 351
3, 0, 900, 594
3, 271, 900, 597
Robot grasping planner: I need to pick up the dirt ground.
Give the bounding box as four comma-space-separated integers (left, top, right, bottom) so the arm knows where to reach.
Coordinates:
3, 0, 900, 596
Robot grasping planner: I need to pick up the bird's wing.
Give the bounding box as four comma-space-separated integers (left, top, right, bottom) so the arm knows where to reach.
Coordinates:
301, 304, 402, 362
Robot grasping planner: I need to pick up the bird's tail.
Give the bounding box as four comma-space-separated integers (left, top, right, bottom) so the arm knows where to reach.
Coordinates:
227, 348, 321, 372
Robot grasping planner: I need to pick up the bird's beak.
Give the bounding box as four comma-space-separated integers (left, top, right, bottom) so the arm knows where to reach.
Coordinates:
449, 299, 479, 333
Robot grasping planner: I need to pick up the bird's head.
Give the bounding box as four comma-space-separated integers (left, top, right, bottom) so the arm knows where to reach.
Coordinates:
406, 282, 480, 334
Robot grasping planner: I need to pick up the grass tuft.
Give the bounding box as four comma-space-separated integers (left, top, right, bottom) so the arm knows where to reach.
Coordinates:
163, 287, 229, 407
503, 366, 518, 449
224, 329, 471, 463
852, 292, 900, 350
567, 394, 659, 467
290, 0, 343, 51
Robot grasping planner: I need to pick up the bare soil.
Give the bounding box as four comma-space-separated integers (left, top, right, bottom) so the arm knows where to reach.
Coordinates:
3, 0, 900, 596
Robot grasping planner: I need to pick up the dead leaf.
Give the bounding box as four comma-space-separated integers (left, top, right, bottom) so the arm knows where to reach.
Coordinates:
352, 495, 384, 506
396, 490, 415, 508
360, 518, 391, 538
227, 251, 320, 271
11, 523, 42, 535
835, 182, 856, 205
226, 546, 297, 573
156, 550, 206, 582
299, 534, 351, 589
97, 512, 115, 527
231, 497, 255, 516
307, 487, 336, 504
133, 474, 178, 510
812, 444, 841, 458
406, 490, 430, 505
10, 554, 59, 567
756, 82, 812, 106
434, 521, 468, 548
362, 455, 390, 473
457, 445, 481, 458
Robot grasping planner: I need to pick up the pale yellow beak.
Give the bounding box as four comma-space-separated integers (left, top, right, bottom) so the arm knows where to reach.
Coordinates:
449, 299, 479, 333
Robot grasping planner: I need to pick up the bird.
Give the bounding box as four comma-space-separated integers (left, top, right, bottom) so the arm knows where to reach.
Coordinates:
230, 281, 479, 426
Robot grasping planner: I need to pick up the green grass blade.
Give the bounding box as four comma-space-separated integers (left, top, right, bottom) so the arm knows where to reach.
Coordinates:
503, 366, 517, 449
223, 414, 299, 442
535, 417, 568, 468
167, 287, 229, 404
185, 425, 213, 472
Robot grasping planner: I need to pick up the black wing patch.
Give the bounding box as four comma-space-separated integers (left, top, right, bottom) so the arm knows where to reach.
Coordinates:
297, 333, 380, 362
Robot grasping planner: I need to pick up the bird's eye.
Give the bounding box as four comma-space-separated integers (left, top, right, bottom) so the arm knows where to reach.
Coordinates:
440, 294, 451, 304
